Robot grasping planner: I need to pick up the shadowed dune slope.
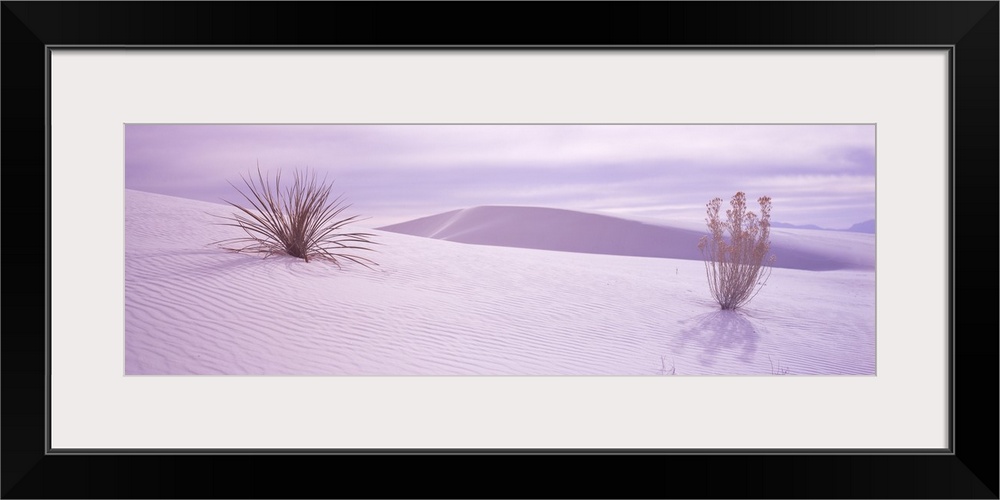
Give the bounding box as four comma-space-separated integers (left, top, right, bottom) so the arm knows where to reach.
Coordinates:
379, 206, 874, 271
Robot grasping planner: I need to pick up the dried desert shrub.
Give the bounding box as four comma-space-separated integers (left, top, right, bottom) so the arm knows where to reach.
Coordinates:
697, 192, 775, 310
212, 165, 378, 269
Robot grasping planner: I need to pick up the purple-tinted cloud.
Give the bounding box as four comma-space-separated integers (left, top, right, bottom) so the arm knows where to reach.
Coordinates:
124, 124, 876, 229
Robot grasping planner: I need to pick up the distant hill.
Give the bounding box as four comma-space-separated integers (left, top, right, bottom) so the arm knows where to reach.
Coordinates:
772, 219, 876, 234
845, 219, 875, 234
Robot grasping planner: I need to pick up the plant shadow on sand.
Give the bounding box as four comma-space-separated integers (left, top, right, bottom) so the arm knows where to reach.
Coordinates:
675, 309, 761, 370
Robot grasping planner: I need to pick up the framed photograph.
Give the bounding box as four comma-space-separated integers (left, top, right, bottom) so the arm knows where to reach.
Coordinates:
4, 2, 996, 498
121, 122, 876, 377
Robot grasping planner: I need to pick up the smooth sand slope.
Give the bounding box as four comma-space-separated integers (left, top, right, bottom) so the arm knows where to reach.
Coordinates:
379, 206, 875, 272
125, 189, 875, 375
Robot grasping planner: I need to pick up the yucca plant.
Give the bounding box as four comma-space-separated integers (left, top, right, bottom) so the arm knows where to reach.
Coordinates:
212, 165, 378, 269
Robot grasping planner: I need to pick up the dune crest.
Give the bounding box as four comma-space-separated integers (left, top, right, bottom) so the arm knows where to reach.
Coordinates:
380, 205, 874, 271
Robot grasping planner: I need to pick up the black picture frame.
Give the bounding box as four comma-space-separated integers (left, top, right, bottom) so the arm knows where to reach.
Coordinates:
3, 2, 996, 498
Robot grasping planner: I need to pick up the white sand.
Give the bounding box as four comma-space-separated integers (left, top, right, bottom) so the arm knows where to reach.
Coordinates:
380, 205, 876, 272
125, 189, 875, 375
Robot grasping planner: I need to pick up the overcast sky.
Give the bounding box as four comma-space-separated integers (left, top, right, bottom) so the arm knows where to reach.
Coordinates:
124, 124, 875, 229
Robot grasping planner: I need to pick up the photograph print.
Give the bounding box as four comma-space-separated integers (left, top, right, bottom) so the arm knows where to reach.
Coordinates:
124, 124, 875, 376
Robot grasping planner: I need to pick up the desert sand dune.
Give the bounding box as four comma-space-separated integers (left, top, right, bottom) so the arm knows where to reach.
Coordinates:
380, 206, 874, 271
125, 190, 875, 376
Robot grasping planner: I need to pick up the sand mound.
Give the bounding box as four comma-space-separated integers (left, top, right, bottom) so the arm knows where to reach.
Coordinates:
380, 206, 874, 271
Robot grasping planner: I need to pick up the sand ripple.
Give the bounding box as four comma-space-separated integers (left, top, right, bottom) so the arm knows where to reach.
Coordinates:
125, 190, 876, 375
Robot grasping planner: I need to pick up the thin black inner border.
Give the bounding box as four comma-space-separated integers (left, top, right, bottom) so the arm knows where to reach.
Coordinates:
44, 45, 955, 455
